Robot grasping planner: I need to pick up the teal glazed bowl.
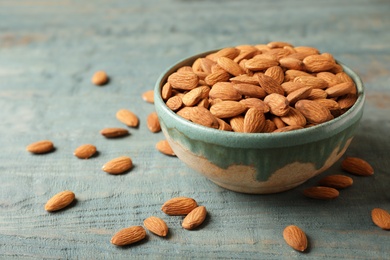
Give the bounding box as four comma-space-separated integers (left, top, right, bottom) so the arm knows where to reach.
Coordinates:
154, 51, 365, 194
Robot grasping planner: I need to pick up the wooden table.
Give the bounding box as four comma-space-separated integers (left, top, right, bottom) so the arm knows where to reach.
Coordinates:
1, 0, 389, 259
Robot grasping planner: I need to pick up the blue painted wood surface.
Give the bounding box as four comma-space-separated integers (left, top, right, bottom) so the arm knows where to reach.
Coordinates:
0, 0, 389, 259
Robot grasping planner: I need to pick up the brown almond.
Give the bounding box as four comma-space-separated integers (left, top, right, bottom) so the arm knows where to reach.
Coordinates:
156, 140, 176, 156
147, 112, 161, 133
73, 144, 97, 159
100, 127, 129, 138
303, 186, 339, 199
325, 82, 355, 97
306, 88, 328, 100
116, 109, 139, 127
45, 190, 75, 212
110, 226, 146, 246
217, 57, 244, 76
267, 41, 293, 49
303, 54, 336, 72
371, 208, 390, 230
209, 82, 242, 101
341, 156, 374, 176
216, 118, 233, 131
257, 74, 284, 95
264, 66, 285, 85
294, 76, 328, 89
166, 95, 183, 111
232, 83, 266, 99
245, 58, 279, 71
264, 93, 290, 117
295, 99, 332, 124
91, 71, 109, 86
26, 140, 54, 154
189, 106, 219, 129
210, 101, 246, 119
143, 216, 169, 237
284, 69, 313, 81
161, 82, 173, 101
199, 58, 215, 73
239, 98, 270, 113
280, 107, 307, 127
204, 70, 230, 86
337, 94, 358, 110
283, 225, 308, 252
102, 156, 133, 175
142, 90, 154, 103
279, 57, 304, 70
167, 71, 199, 90
229, 74, 259, 85
244, 108, 266, 133
286, 86, 312, 104
229, 116, 245, 132
208, 47, 240, 61
318, 174, 353, 189
316, 72, 342, 87
262, 119, 277, 133
294, 46, 320, 55
273, 125, 303, 133
281, 81, 306, 95
176, 107, 193, 120
182, 87, 205, 106
182, 206, 207, 230
313, 99, 341, 116
161, 197, 198, 216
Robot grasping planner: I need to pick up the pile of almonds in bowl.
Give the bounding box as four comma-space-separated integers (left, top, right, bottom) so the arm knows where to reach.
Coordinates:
161, 41, 358, 133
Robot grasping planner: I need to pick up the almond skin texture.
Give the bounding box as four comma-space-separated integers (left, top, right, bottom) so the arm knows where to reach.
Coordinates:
303, 186, 339, 199
182, 206, 207, 230
147, 112, 161, 133
156, 140, 176, 156
341, 156, 374, 176
161, 197, 198, 216
283, 225, 308, 252
91, 71, 109, 86
100, 127, 129, 138
295, 99, 332, 124
243, 107, 266, 133
167, 71, 199, 91
371, 208, 390, 230
143, 216, 169, 237
210, 101, 246, 119
318, 174, 353, 189
26, 140, 54, 154
102, 156, 133, 175
142, 90, 154, 103
116, 109, 139, 127
45, 190, 75, 212
110, 226, 146, 246
73, 144, 97, 159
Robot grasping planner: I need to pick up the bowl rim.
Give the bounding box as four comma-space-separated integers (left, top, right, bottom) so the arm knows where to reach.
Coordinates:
154, 50, 365, 148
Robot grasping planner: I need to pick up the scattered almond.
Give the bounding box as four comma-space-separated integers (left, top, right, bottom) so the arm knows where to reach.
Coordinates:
26, 140, 54, 154
116, 109, 139, 128
182, 206, 207, 230
142, 90, 154, 103
45, 190, 75, 212
91, 71, 109, 86
371, 208, 390, 230
283, 225, 308, 252
161, 197, 198, 216
110, 226, 146, 246
143, 216, 169, 237
147, 112, 161, 133
156, 140, 176, 156
341, 156, 374, 176
102, 156, 133, 175
100, 127, 129, 138
303, 186, 339, 199
318, 174, 353, 189
73, 144, 97, 159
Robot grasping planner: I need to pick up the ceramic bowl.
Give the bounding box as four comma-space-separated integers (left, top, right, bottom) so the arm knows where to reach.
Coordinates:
154, 51, 365, 194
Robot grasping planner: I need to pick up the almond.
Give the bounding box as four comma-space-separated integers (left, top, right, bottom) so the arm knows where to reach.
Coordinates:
161, 197, 198, 216
257, 74, 284, 95
102, 156, 133, 175
110, 226, 146, 246
100, 127, 129, 138
281, 81, 306, 95
337, 93, 358, 110
316, 72, 342, 87
210, 100, 246, 119
156, 140, 176, 156
303, 54, 336, 72
182, 206, 207, 230
286, 86, 312, 104
229, 74, 259, 85
147, 112, 161, 133
303, 186, 339, 199
264, 93, 290, 117
273, 125, 303, 133
73, 144, 97, 159
217, 57, 244, 76
232, 83, 266, 99
283, 225, 308, 252
318, 174, 353, 189
371, 208, 390, 230
243, 108, 266, 133
167, 71, 199, 90
279, 57, 304, 70
294, 46, 320, 55
91, 71, 109, 86
245, 58, 279, 71
199, 58, 215, 73
306, 88, 328, 100
166, 95, 183, 111
294, 76, 328, 89
161, 82, 173, 100
284, 69, 313, 81
204, 70, 230, 86
182, 87, 206, 106
295, 99, 332, 124
45, 190, 75, 212
280, 107, 307, 127
240, 98, 270, 113
116, 109, 139, 127
142, 90, 154, 103
209, 82, 242, 101
341, 156, 374, 176
262, 119, 277, 133
26, 140, 54, 154
229, 116, 245, 132
264, 66, 284, 85
189, 106, 219, 129
267, 41, 293, 49
216, 118, 233, 131
325, 82, 355, 97
143, 216, 169, 237
176, 107, 193, 120
209, 47, 240, 61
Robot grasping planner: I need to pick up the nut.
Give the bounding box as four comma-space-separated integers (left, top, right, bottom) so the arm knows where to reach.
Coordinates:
45, 190, 75, 212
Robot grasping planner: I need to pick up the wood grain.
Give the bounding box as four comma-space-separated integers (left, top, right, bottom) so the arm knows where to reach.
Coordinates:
0, 0, 389, 259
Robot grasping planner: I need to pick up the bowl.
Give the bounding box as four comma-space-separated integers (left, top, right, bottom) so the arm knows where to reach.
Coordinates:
154, 50, 365, 194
